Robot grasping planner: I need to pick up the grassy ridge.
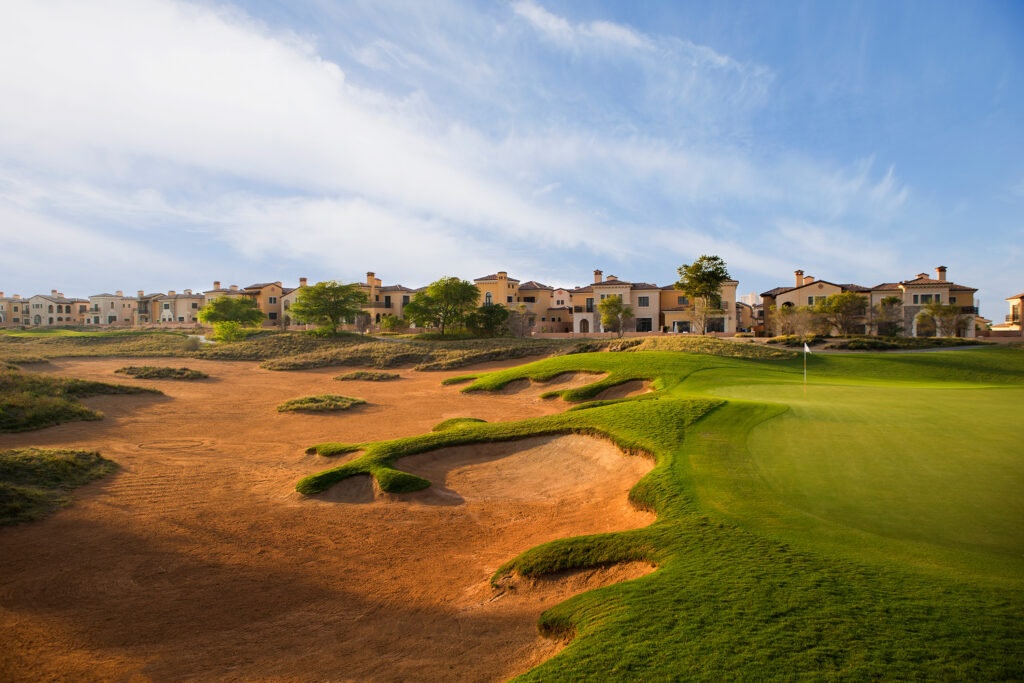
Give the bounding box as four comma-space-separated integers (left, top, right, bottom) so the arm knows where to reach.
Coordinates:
277, 394, 366, 413
0, 448, 118, 524
115, 366, 208, 380
297, 345, 1024, 679
0, 367, 161, 432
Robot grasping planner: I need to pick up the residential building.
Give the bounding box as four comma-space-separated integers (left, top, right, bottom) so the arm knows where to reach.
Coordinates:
135, 291, 163, 325
474, 271, 520, 307
0, 293, 25, 326
156, 290, 204, 324
359, 272, 416, 325
994, 292, 1022, 334
280, 277, 307, 327
87, 291, 137, 326
761, 266, 978, 337
241, 282, 285, 325
571, 270, 668, 334
203, 281, 246, 303
736, 301, 754, 332
658, 278, 738, 334
25, 291, 78, 326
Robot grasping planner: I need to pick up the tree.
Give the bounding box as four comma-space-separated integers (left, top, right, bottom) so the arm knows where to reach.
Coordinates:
814, 291, 867, 336
507, 303, 532, 338
468, 303, 509, 337
197, 296, 264, 341
597, 295, 634, 338
402, 277, 479, 335
872, 295, 903, 337
674, 255, 730, 335
917, 301, 968, 337
288, 281, 369, 334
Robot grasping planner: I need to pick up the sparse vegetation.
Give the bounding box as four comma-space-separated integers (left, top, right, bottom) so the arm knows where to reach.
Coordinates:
277, 394, 366, 412
827, 336, 991, 350
335, 370, 400, 381
0, 367, 160, 432
115, 365, 209, 380
1, 448, 118, 524
767, 333, 826, 347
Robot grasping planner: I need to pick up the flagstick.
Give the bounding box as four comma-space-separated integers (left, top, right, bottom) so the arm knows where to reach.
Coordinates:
804, 348, 807, 394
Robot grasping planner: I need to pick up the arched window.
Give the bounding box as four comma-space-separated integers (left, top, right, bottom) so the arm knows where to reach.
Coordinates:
48, 305, 54, 313
485, 292, 492, 305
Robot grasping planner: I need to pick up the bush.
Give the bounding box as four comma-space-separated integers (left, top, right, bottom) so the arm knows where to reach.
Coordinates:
827, 336, 992, 351
734, 332, 753, 338
335, 371, 400, 381
277, 394, 367, 412
210, 321, 246, 342
766, 334, 825, 347
1, 448, 118, 524
115, 366, 209, 380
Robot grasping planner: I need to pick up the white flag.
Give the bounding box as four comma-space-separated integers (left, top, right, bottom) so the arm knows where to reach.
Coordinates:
804, 342, 812, 354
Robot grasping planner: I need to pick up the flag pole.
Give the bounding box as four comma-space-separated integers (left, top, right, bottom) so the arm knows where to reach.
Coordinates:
803, 342, 810, 394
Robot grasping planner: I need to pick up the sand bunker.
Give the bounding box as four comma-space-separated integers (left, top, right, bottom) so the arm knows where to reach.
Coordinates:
0, 358, 655, 682
595, 379, 652, 401
496, 371, 605, 398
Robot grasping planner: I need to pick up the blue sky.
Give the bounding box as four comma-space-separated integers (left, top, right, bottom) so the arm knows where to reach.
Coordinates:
0, 0, 1021, 319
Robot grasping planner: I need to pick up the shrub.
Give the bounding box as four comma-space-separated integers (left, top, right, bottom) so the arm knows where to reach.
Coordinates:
277, 394, 367, 412
114, 366, 209, 380
210, 321, 246, 342
335, 371, 400, 381
766, 334, 825, 347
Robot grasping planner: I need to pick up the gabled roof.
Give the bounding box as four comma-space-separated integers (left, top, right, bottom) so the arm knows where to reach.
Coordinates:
1006, 293, 1024, 301
871, 283, 901, 291
32, 294, 74, 304
571, 285, 593, 293
244, 282, 279, 290
518, 280, 553, 291
592, 278, 632, 287
474, 273, 520, 282
760, 280, 867, 298
629, 282, 660, 290
899, 276, 977, 291
281, 287, 296, 295
760, 286, 793, 298
379, 285, 415, 292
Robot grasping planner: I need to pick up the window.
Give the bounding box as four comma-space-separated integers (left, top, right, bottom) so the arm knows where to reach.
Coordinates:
522, 296, 535, 303
677, 296, 688, 306
913, 294, 919, 304
637, 296, 649, 307
920, 294, 934, 304
636, 318, 653, 332
192, 302, 198, 309
269, 312, 278, 320
384, 296, 391, 307
950, 296, 957, 304
507, 296, 513, 303
586, 298, 594, 312
178, 316, 184, 322
485, 292, 492, 305
402, 295, 410, 306
110, 301, 114, 309
163, 303, 170, 309
269, 296, 277, 304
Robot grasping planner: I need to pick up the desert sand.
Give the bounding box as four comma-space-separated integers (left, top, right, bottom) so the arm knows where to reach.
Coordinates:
0, 358, 655, 682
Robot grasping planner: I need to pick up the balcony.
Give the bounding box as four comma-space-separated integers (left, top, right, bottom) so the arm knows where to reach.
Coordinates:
1007, 314, 1021, 323
960, 306, 979, 315
366, 301, 393, 309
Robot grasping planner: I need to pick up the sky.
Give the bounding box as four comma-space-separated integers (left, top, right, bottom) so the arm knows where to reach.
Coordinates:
0, 0, 1021, 319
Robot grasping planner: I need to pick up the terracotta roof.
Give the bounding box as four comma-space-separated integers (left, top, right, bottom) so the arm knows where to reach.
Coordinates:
157, 293, 203, 300
871, 283, 901, 290
203, 288, 237, 294
474, 273, 520, 282
89, 293, 123, 298
592, 278, 632, 287
900, 276, 977, 291
379, 285, 415, 292
33, 294, 74, 304
760, 286, 793, 297
281, 287, 295, 295
518, 280, 553, 291
571, 285, 594, 293
760, 280, 867, 297
1006, 293, 1024, 300
244, 282, 279, 290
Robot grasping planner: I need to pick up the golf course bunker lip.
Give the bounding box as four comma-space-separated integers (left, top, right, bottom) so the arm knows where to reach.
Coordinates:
381, 434, 657, 508
594, 379, 652, 401
496, 371, 607, 397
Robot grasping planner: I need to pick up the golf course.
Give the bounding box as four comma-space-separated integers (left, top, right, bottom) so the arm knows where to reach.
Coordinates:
301, 343, 1024, 679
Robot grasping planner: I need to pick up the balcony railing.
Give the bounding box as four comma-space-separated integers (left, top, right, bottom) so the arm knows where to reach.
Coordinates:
366, 301, 393, 309
1007, 314, 1021, 323
960, 306, 979, 315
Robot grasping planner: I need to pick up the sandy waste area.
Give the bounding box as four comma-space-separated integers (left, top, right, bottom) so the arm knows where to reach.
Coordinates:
0, 358, 655, 681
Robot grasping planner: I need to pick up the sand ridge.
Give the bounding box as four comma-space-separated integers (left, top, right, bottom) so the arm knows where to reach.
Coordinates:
0, 357, 655, 682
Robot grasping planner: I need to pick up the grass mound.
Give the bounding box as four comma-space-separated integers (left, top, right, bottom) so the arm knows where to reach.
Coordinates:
335, 370, 401, 382
625, 335, 798, 359
0, 448, 117, 524
766, 334, 826, 347
115, 365, 209, 380
432, 417, 487, 432
0, 368, 161, 432
277, 394, 366, 413
0, 330, 193, 359
298, 345, 1024, 679
827, 336, 991, 350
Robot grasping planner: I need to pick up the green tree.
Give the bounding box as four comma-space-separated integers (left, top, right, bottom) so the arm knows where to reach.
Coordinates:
289, 281, 369, 334
873, 295, 903, 337
468, 303, 509, 337
814, 291, 868, 336
917, 301, 968, 337
402, 277, 480, 335
197, 296, 264, 341
598, 295, 634, 338
379, 314, 407, 333
674, 255, 730, 335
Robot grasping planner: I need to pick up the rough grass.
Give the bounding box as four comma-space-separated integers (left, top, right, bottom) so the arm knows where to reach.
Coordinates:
277, 394, 366, 413
0, 368, 161, 432
115, 365, 209, 380
0, 330, 194, 359
827, 336, 992, 350
624, 335, 798, 359
335, 371, 401, 381
297, 345, 1024, 679
0, 448, 118, 524
431, 417, 487, 432
766, 334, 826, 347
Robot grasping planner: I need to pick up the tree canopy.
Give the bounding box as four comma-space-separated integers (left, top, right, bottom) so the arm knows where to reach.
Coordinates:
403, 277, 480, 335
674, 255, 730, 335
597, 295, 634, 338
197, 296, 264, 326
468, 303, 509, 337
814, 291, 868, 336
289, 281, 369, 333
917, 301, 968, 337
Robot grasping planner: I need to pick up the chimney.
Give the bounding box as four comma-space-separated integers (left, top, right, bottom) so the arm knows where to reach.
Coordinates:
936, 266, 947, 282
115, 290, 123, 297
498, 271, 507, 279
137, 290, 144, 298
184, 289, 192, 295
229, 285, 238, 291
168, 290, 176, 296
14, 294, 20, 299
917, 273, 929, 279
0, 292, 4, 298
803, 275, 815, 285
51, 289, 58, 296
213, 280, 221, 290
299, 277, 307, 287
367, 272, 376, 286
794, 270, 804, 287
594, 269, 603, 283
58, 292, 64, 298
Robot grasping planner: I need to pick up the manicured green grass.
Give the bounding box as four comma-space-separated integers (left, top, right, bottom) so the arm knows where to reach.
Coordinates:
277, 394, 366, 413
0, 368, 161, 432
297, 345, 1024, 679
335, 370, 400, 382
0, 448, 118, 524
431, 417, 487, 432
115, 365, 209, 380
